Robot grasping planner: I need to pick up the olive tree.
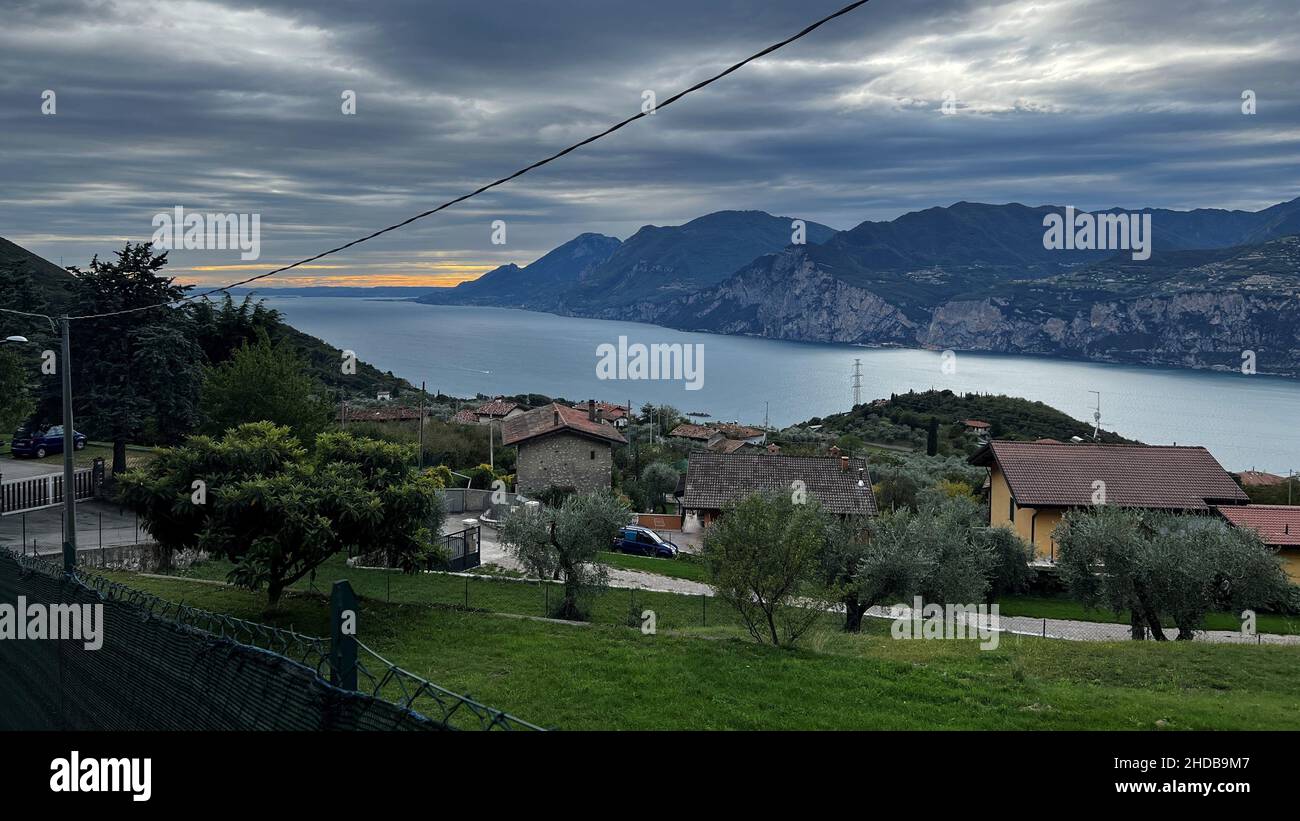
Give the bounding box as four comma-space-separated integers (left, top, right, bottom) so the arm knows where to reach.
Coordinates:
640, 462, 679, 513
1056, 507, 1291, 640
703, 491, 828, 646
499, 490, 631, 620
822, 512, 933, 632
821, 493, 1018, 632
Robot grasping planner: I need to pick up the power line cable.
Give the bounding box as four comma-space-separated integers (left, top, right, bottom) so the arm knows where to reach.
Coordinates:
64, 0, 873, 322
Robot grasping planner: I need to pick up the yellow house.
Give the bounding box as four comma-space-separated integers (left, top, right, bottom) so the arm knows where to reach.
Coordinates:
969, 441, 1250, 563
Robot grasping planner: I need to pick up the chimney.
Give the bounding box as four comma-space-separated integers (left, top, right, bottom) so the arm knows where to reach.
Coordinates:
596, 406, 604, 423
553, 407, 560, 426
587, 399, 596, 421
857, 467, 866, 488
840, 455, 849, 472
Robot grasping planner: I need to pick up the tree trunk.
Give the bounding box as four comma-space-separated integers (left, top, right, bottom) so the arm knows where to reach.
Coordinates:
1134, 583, 1167, 641
765, 608, 780, 646
1144, 607, 1167, 641
265, 580, 283, 613
843, 596, 867, 632
1130, 609, 1146, 640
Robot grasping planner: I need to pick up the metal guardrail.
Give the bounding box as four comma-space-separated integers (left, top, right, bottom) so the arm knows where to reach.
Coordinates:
0, 467, 96, 516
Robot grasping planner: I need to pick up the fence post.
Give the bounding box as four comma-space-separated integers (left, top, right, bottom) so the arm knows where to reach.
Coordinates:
544, 582, 549, 616
330, 580, 359, 691
1041, 618, 1046, 638
464, 576, 469, 608
702, 594, 706, 627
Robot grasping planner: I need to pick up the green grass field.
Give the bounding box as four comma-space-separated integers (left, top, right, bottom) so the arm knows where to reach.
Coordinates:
597, 550, 711, 583
997, 594, 1300, 635
107, 562, 1300, 730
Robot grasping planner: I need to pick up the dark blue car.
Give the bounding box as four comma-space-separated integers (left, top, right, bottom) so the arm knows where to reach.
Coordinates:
611, 525, 678, 559
10, 425, 87, 458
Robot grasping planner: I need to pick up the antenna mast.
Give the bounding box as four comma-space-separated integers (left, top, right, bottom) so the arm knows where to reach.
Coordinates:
1089, 391, 1101, 440
851, 359, 863, 409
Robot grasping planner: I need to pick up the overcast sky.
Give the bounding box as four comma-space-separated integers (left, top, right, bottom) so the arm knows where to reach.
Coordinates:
1, 0, 1297, 288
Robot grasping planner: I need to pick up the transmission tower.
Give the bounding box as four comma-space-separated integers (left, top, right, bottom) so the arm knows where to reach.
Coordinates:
851, 359, 863, 408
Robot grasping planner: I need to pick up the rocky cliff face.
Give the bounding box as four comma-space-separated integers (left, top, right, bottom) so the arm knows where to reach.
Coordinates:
636, 249, 1300, 375
648, 249, 915, 343
914, 291, 1300, 372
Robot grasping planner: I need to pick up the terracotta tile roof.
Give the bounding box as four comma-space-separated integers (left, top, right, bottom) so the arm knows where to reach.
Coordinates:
970, 440, 1247, 510
711, 438, 751, 454
669, 423, 718, 441
451, 409, 478, 424
1215, 505, 1300, 547
340, 405, 423, 422
962, 419, 991, 429
501, 402, 627, 446
682, 453, 878, 517
574, 401, 628, 420
716, 424, 765, 439
1235, 470, 1286, 487
475, 399, 521, 417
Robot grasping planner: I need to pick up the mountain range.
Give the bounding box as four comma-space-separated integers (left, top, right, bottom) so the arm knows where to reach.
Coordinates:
416, 197, 1300, 375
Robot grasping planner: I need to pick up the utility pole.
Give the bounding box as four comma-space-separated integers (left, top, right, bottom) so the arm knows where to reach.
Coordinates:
60, 318, 77, 573
489, 419, 494, 470
417, 380, 426, 470
851, 359, 863, 409
764, 401, 769, 429
1088, 390, 1101, 441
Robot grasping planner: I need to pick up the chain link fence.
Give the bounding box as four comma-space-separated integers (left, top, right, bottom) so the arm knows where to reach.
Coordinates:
0, 548, 544, 730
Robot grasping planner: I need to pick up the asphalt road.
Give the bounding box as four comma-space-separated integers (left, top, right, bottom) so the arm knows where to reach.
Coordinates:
0, 499, 144, 554
0, 456, 63, 481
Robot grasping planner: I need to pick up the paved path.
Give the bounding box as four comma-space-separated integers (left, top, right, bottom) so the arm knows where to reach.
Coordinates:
0, 499, 144, 554
473, 521, 1297, 645
0, 457, 62, 481
859, 604, 1300, 645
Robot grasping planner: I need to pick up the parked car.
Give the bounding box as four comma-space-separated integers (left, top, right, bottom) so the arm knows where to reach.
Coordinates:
10, 425, 87, 458
611, 525, 678, 559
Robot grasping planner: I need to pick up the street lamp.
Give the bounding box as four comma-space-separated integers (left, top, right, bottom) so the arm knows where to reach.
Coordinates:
3, 321, 77, 573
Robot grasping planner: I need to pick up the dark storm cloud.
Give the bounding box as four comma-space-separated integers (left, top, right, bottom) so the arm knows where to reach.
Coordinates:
0, 0, 1296, 286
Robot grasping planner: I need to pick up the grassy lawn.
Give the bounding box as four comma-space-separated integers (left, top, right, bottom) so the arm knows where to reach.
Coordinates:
597, 550, 711, 583
1, 441, 155, 470
176, 554, 722, 630
998, 594, 1300, 636
107, 563, 1300, 730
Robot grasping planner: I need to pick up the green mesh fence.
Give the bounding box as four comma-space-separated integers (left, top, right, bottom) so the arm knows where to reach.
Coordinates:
0, 549, 543, 731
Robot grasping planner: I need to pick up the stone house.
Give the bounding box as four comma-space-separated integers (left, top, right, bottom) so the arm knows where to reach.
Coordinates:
680, 452, 878, 532
502, 401, 627, 496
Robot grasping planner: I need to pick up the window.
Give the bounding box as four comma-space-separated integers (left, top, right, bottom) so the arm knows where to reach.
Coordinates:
590, 450, 596, 460
1008, 496, 1015, 521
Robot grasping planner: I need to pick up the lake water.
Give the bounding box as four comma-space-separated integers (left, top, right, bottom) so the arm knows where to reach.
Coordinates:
262, 296, 1300, 473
